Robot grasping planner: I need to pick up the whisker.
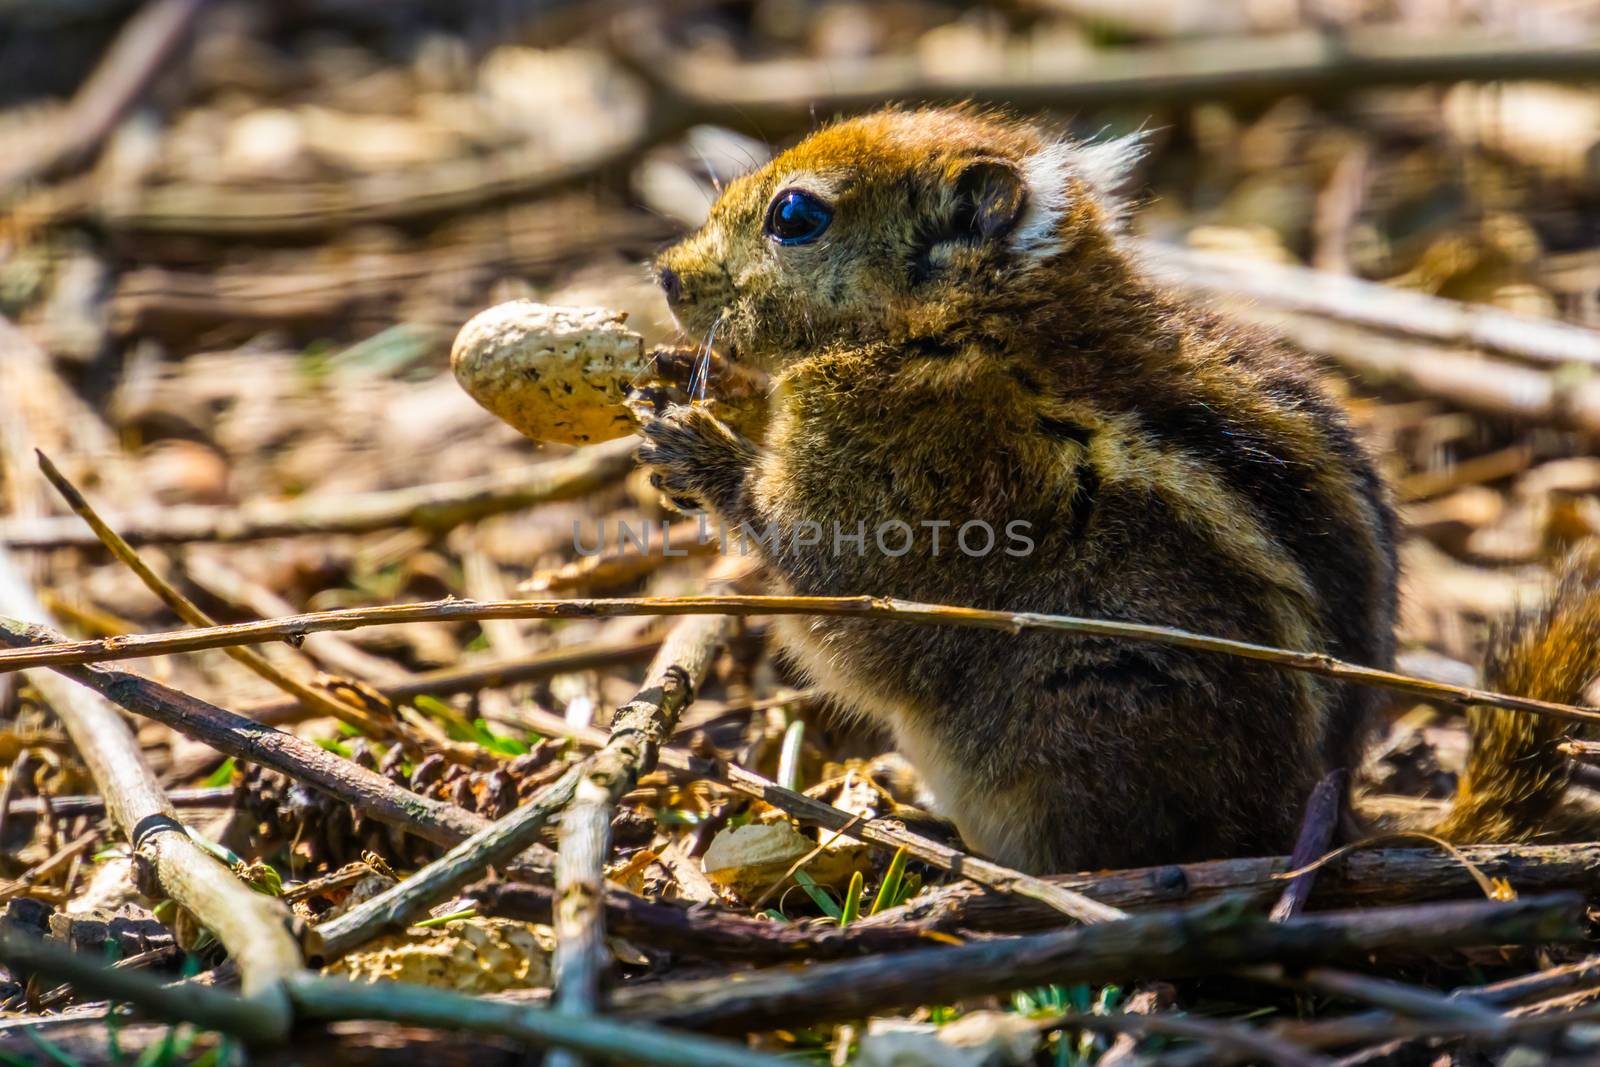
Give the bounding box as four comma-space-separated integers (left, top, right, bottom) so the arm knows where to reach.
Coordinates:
690, 316, 721, 403
691, 141, 724, 197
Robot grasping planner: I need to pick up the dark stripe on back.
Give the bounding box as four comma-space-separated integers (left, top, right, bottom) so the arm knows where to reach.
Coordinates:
1131, 373, 1396, 673
1038, 415, 1092, 446
906, 336, 962, 359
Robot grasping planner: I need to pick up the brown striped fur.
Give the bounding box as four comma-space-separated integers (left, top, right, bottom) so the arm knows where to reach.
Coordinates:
641, 106, 1588, 872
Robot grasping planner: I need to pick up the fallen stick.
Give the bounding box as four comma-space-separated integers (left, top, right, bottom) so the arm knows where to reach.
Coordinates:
470, 880, 953, 961
1035, 1009, 1330, 1067
622, 24, 1600, 132
1456, 954, 1600, 1008
0, 1017, 550, 1067
237, 634, 659, 725
607, 894, 1583, 1032
0, 551, 301, 1042
1139, 243, 1600, 369
0, 0, 210, 194
857, 841, 1600, 936
312, 764, 584, 960
313, 612, 729, 966
0, 924, 278, 1042
92, 130, 653, 237
0, 437, 637, 549
550, 614, 730, 1064
1215, 303, 1600, 433
2, 594, 1593, 727
477, 838, 1600, 965
0, 617, 503, 858
0, 786, 233, 818
0, 929, 798, 1067
35, 451, 393, 739
513, 700, 1126, 924
285, 974, 796, 1067
1289, 968, 1505, 1028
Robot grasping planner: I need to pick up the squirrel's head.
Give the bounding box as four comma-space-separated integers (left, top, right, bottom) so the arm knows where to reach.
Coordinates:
654, 106, 1144, 370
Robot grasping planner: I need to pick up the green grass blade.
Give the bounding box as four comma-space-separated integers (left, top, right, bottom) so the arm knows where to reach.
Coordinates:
838, 870, 864, 927
868, 846, 910, 916
792, 869, 841, 919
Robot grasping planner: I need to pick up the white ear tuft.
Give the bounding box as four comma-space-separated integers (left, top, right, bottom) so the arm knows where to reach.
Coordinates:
1071, 131, 1150, 208
1012, 131, 1149, 259
1012, 140, 1076, 259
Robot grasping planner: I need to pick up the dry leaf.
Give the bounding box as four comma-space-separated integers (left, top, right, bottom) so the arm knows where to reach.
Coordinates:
323, 916, 554, 993
858, 1011, 1039, 1067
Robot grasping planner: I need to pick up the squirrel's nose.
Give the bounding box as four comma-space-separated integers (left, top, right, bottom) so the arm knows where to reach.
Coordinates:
657, 266, 684, 306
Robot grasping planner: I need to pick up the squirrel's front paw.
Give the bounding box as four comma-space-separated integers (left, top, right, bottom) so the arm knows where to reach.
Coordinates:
637, 403, 756, 514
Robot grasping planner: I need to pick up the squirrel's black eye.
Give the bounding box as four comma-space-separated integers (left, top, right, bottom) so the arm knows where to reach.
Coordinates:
765, 189, 832, 246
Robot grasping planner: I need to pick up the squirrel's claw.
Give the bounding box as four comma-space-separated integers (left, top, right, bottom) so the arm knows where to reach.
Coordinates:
637, 403, 756, 515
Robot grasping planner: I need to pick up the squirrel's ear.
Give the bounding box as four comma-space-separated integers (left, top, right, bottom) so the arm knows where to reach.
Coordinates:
949, 158, 1027, 241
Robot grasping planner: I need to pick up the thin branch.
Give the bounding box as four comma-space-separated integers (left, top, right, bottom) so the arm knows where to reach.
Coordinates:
0, 0, 209, 194
285, 974, 798, 1067
511, 700, 1127, 924
90, 124, 658, 237
619, 23, 1600, 131
1290, 968, 1507, 1029
0, 925, 278, 1042
0, 437, 637, 549
35, 450, 393, 739
1140, 242, 1600, 369
857, 840, 1600, 937
312, 763, 584, 961
606, 894, 1582, 1032
1455, 954, 1600, 1009
1204, 299, 1600, 433
1, 786, 233, 818
550, 614, 730, 1067
0, 617, 508, 860
237, 634, 659, 725
1269, 770, 1345, 922
471, 879, 957, 962
0, 930, 799, 1067
1036, 1009, 1330, 1067
0, 550, 301, 1040
2, 593, 1589, 727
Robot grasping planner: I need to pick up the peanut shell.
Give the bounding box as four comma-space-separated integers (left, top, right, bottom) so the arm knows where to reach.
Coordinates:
451, 301, 644, 445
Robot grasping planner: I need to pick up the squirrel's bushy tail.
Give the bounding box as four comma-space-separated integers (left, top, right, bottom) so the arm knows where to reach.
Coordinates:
1435, 548, 1600, 843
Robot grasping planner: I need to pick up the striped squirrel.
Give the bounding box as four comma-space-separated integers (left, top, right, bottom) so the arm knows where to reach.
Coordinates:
638, 105, 1600, 873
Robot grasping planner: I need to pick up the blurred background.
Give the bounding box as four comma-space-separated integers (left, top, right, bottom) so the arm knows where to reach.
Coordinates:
6, 0, 1600, 870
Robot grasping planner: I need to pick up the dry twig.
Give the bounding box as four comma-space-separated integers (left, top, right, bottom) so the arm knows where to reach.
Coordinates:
1141, 243, 1600, 369
0, 618, 509, 860
312, 763, 583, 960
550, 614, 731, 1067
0, 0, 210, 194
0, 437, 637, 549
0, 551, 302, 1040
513, 698, 1127, 923
1269, 770, 1346, 922
2, 594, 1594, 727
608, 894, 1582, 1032
35, 451, 394, 739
